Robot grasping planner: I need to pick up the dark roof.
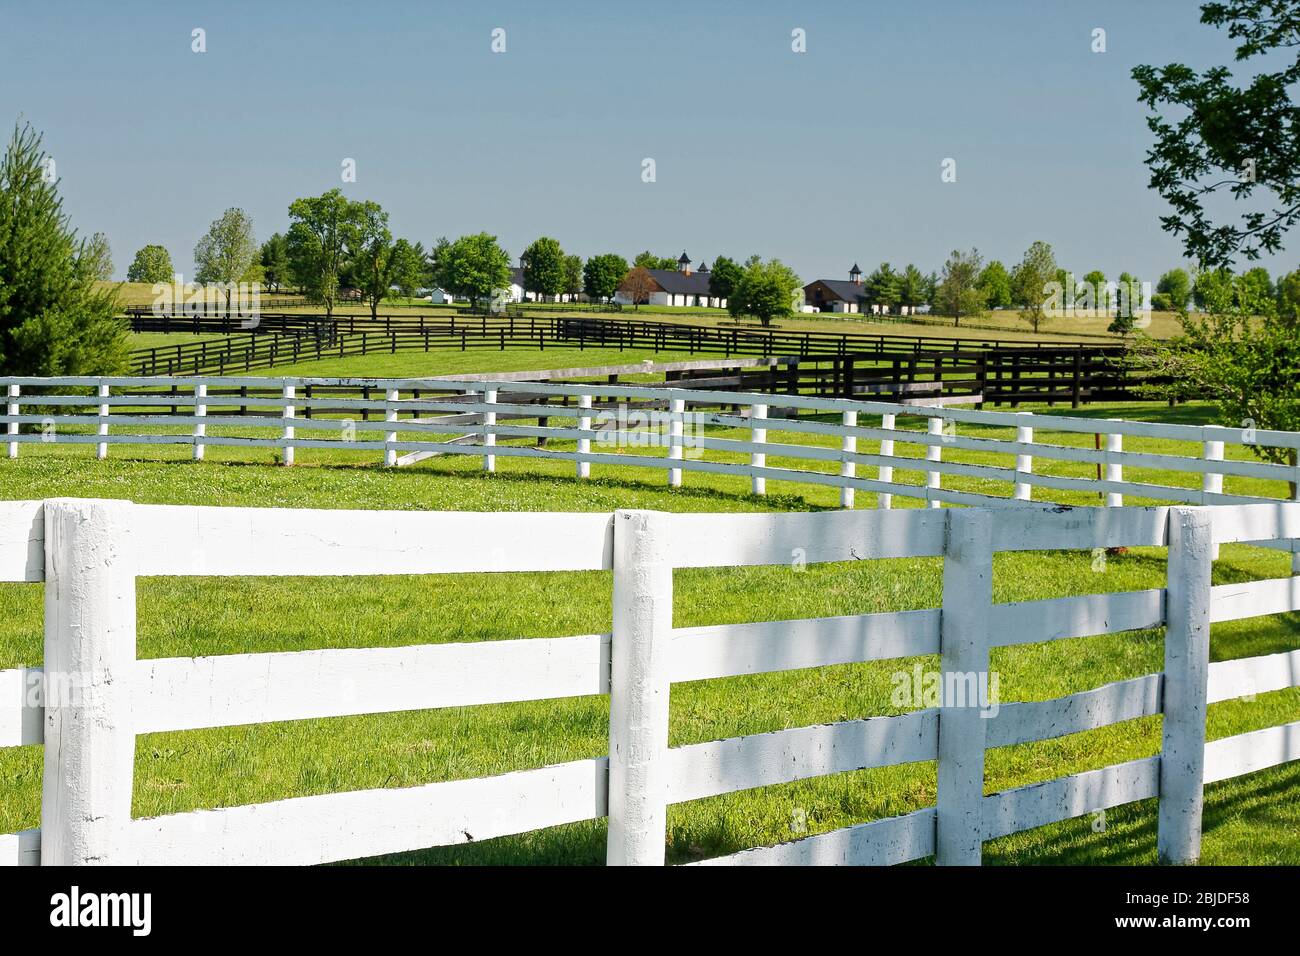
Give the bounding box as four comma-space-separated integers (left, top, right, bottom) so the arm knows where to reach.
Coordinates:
510, 266, 525, 286
647, 268, 713, 296
849, 263, 861, 275
698, 259, 709, 273
678, 251, 691, 263
805, 278, 866, 303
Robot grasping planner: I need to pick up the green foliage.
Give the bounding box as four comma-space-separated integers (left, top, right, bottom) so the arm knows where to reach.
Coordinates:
259, 233, 291, 293
633, 251, 678, 271
83, 232, 113, 282
286, 189, 357, 317
1276, 267, 1300, 319
520, 236, 566, 299
977, 260, 1013, 308
433, 232, 512, 309
934, 248, 986, 325
728, 257, 801, 327
582, 253, 628, 301
897, 264, 928, 308
127, 244, 174, 284
194, 207, 257, 307
863, 262, 900, 309
0, 122, 126, 376
707, 256, 743, 301
1012, 240, 1057, 332
1133, 0, 1300, 265
1157, 268, 1193, 309
563, 254, 583, 297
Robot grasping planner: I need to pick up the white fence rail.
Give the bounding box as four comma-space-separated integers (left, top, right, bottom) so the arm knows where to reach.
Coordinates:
4, 376, 1299, 551
1, 499, 1299, 866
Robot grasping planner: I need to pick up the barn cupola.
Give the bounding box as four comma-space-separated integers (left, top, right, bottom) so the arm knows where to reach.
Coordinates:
850, 263, 862, 285
698, 258, 710, 274
678, 251, 691, 275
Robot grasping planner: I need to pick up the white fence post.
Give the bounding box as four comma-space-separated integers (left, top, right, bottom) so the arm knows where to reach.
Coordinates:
384, 388, 399, 467
608, 510, 672, 866
577, 394, 592, 479
926, 416, 943, 508
6, 384, 17, 459
41, 499, 138, 865
935, 508, 993, 866
96, 383, 110, 460
1293, 455, 1300, 575
668, 398, 684, 488
1106, 429, 1123, 508
483, 388, 497, 473
878, 412, 896, 509
193, 383, 207, 461
1157, 506, 1213, 865
750, 403, 767, 496
1014, 414, 1033, 501
1202, 440, 1223, 560
282, 383, 295, 466
840, 410, 857, 508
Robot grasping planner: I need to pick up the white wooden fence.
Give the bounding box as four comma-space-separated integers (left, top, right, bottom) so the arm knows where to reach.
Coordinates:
1, 498, 1298, 866
5, 375, 1300, 523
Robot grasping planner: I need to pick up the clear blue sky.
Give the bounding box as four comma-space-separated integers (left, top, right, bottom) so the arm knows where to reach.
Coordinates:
1, 0, 1286, 283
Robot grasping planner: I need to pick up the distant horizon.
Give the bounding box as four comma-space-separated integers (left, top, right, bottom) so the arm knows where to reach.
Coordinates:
4, 0, 1291, 286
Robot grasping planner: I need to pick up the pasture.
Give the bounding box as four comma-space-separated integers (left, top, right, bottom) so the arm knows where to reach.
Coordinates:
1, 395, 1298, 865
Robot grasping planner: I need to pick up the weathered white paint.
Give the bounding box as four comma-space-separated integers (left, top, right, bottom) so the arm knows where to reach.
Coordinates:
193, 383, 207, 461
668, 398, 685, 488
1157, 507, 1213, 865
688, 808, 935, 867
750, 403, 766, 496
0, 500, 43, 582
878, 412, 896, 509
0, 829, 40, 866
670, 609, 940, 683
0, 666, 43, 747
840, 411, 857, 508
1204, 440, 1224, 558
670, 710, 937, 803
983, 756, 1160, 841
1210, 576, 1300, 623
987, 674, 1162, 748
926, 416, 944, 509
607, 510, 672, 866
41, 499, 137, 866
1203, 720, 1300, 784
483, 388, 496, 472
1207, 648, 1300, 703
131, 758, 608, 866
136, 634, 610, 733
384, 388, 399, 467
576, 394, 591, 479
282, 383, 295, 466
5, 384, 16, 459
992, 589, 1165, 646
1106, 430, 1123, 508
935, 508, 992, 865
1014, 416, 1033, 501
96, 383, 109, 460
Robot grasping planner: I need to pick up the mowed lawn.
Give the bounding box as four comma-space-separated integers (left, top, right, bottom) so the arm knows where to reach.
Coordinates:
0, 400, 1298, 865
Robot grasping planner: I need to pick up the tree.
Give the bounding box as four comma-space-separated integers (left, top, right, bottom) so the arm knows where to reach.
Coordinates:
1194, 266, 1235, 308
934, 248, 987, 325
1157, 268, 1193, 309
1237, 265, 1275, 312
1277, 267, 1300, 319
1109, 271, 1145, 334
0, 122, 126, 376
127, 244, 174, 284
347, 199, 406, 320
898, 264, 928, 309
194, 207, 257, 314
259, 233, 290, 293
1012, 241, 1057, 332
728, 257, 802, 327
633, 251, 677, 271
1133, 1, 1300, 266
520, 236, 566, 301
977, 260, 1013, 308
864, 263, 901, 312
433, 232, 511, 310
563, 254, 583, 300
583, 253, 629, 302
83, 232, 113, 281
388, 240, 427, 299
286, 189, 358, 318
618, 266, 657, 309
708, 256, 743, 301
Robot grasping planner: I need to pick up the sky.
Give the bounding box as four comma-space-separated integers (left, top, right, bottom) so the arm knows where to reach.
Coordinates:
1, 0, 1289, 284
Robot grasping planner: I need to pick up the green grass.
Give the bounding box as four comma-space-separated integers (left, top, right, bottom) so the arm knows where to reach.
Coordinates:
1, 399, 1297, 865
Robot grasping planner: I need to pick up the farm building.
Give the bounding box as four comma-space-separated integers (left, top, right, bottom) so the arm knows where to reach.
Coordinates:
804, 265, 920, 315
614, 252, 727, 308
503, 266, 582, 304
